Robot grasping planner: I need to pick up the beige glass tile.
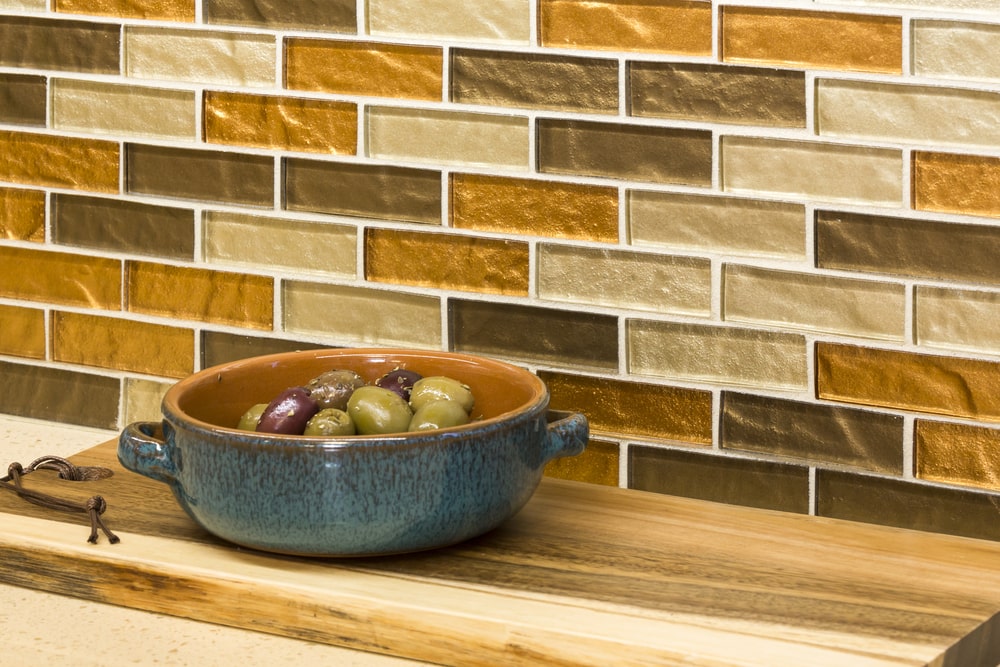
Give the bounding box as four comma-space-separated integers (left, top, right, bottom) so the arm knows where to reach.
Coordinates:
0, 0, 46, 9
52, 79, 196, 140
0, 246, 121, 309
817, 342, 1000, 422
201, 330, 327, 369
54, 0, 195, 20
204, 211, 357, 278
628, 191, 806, 260
0, 16, 119, 74
367, 107, 529, 170
628, 320, 808, 390
916, 286, 1000, 356
723, 264, 905, 341
916, 420, 1000, 492
0, 73, 46, 126
0, 360, 120, 429
0, 130, 119, 193
123, 377, 173, 425
914, 20, 1000, 84
369, 0, 530, 44
125, 27, 275, 86
538, 119, 712, 186
721, 137, 902, 206
365, 228, 529, 296
538, 244, 711, 317
0, 304, 45, 359
1, 186, 45, 242
450, 174, 618, 242
283, 281, 442, 349
912, 151, 1000, 219
544, 438, 619, 487
206, 0, 355, 31
830, 0, 1000, 11
539, 0, 711, 56
721, 7, 902, 74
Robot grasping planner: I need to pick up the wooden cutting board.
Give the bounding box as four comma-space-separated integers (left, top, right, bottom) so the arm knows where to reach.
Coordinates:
2, 440, 1000, 667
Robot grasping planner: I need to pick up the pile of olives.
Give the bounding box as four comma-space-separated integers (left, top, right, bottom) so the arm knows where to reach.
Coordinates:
236, 367, 476, 437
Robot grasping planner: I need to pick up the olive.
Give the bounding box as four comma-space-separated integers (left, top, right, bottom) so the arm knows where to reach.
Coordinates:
236, 403, 267, 431
374, 368, 423, 401
256, 387, 320, 435
346, 385, 413, 435
408, 399, 470, 432
303, 408, 356, 436
305, 369, 366, 410
409, 376, 474, 414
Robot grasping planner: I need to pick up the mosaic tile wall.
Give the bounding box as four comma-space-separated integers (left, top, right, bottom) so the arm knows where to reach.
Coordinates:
3, 0, 1000, 540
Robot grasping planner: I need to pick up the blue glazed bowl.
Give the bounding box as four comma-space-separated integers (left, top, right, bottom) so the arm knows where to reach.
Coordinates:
118, 348, 588, 556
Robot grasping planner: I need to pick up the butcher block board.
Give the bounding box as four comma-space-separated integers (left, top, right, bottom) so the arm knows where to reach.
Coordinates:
2, 441, 1000, 666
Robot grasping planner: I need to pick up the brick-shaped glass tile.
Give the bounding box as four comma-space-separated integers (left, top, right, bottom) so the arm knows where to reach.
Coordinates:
628, 191, 806, 260
0, 16, 119, 73
916, 286, 1000, 356
629, 62, 805, 128
369, 0, 529, 44
0, 360, 119, 429
52, 79, 196, 140
722, 137, 902, 206
285, 38, 442, 101
722, 392, 904, 474
538, 244, 711, 316
54, 0, 195, 20
450, 300, 618, 372
538, 370, 713, 444
365, 228, 529, 296
544, 438, 619, 486
126, 144, 273, 207
0, 73, 46, 126
450, 173, 618, 242
284, 158, 441, 224
125, 27, 275, 86
201, 330, 328, 369
53, 311, 195, 378
126, 261, 273, 330
1, 186, 45, 242
0, 304, 45, 359
721, 7, 902, 74
123, 377, 173, 425
0, 130, 119, 193
0, 0, 45, 10
723, 264, 905, 341
816, 210, 1000, 285
630, 445, 810, 514
206, 0, 355, 31
539, 0, 711, 55
0, 246, 120, 308
451, 48, 617, 114
916, 420, 1000, 492
283, 281, 441, 349
912, 151, 1000, 219
628, 320, 808, 390
817, 342, 1000, 422
914, 20, 1000, 84
538, 119, 712, 186
204, 211, 357, 278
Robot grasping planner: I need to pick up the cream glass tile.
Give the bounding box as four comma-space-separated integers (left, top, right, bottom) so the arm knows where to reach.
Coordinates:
822, 0, 1000, 10
721, 136, 903, 206
368, 0, 530, 44
367, 107, 529, 170
914, 21, 1000, 84
916, 286, 1000, 356
123, 377, 172, 424
52, 79, 196, 140
0, 0, 45, 9
125, 27, 275, 86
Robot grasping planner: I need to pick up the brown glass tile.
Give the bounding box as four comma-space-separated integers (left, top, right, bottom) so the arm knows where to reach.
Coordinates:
450, 300, 618, 372
0, 130, 119, 193
206, 0, 355, 30
53, 194, 195, 259
0, 73, 46, 126
0, 360, 119, 429
54, 0, 195, 20
451, 48, 618, 113
0, 16, 120, 74
0, 304, 45, 359
1, 186, 45, 242
201, 331, 328, 370
537, 119, 712, 186
916, 420, 1000, 492
0, 246, 121, 309
284, 158, 441, 224
912, 151, 1000, 219
629, 445, 810, 514
544, 437, 620, 486
126, 144, 273, 207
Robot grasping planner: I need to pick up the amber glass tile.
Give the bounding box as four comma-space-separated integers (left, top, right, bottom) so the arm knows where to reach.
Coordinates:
123, 377, 173, 425
125, 27, 275, 86
544, 438, 619, 486
1, 186, 45, 242
912, 151, 1000, 219
285, 38, 442, 101
284, 158, 441, 224
126, 144, 273, 207
206, 0, 355, 31
450, 174, 618, 243
450, 300, 618, 372
201, 330, 327, 369
0, 360, 119, 429
914, 20, 1000, 84
538, 370, 713, 444
0, 16, 119, 74
629, 62, 805, 128
53, 311, 194, 379
0, 130, 119, 193
538, 119, 711, 186
368, 0, 529, 43
916, 286, 1000, 356
916, 420, 1000, 492
365, 228, 529, 296
52, 79, 196, 140
0, 246, 121, 309
630, 445, 810, 514
54, 0, 194, 20
0, 304, 45, 359
720, 7, 902, 74
816, 342, 1000, 422
0, 73, 46, 126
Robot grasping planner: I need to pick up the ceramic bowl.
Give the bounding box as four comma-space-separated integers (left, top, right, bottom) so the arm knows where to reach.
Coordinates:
118, 348, 588, 556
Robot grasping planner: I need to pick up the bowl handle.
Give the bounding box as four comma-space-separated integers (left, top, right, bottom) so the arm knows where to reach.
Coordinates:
542, 410, 589, 463
118, 421, 178, 484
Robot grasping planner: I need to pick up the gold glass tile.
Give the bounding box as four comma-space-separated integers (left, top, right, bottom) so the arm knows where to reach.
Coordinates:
1, 186, 45, 242
124, 377, 173, 425
817, 342, 1000, 422
450, 174, 618, 242
365, 228, 529, 296
125, 27, 275, 86
126, 261, 274, 330
539, 0, 711, 56
52, 79, 196, 140
54, 0, 195, 20
628, 191, 806, 260
723, 264, 906, 341
629, 62, 806, 128
538, 119, 712, 186
0, 246, 121, 309
916, 286, 1000, 356
206, 0, 355, 31
912, 151, 1000, 219
721, 136, 902, 206
916, 420, 1000, 492
538, 244, 711, 316
538, 370, 713, 444
204, 211, 357, 278
0, 360, 119, 429
0, 304, 45, 359
720, 7, 902, 74
914, 20, 1000, 84
722, 392, 904, 474
201, 330, 327, 369
628, 320, 808, 390
53, 194, 195, 260
630, 445, 810, 514
816, 209, 1000, 285
451, 49, 618, 114
0, 130, 119, 193
284, 158, 441, 224
126, 144, 273, 207
285, 39, 442, 101
368, 0, 530, 44
53, 310, 194, 379
0, 73, 46, 126
544, 438, 619, 487
283, 281, 442, 349
450, 300, 618, 372
0, 16, 119, 74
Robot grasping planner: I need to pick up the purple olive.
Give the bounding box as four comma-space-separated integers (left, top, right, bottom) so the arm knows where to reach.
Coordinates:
374, 368, 423, 401
256, 387, 319, 435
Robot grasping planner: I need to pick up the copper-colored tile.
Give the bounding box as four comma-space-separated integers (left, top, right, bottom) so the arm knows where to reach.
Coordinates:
54, 0, 195, 20
0, 73, 46, 126
0, 246, 121, 309
0, 360, 119, 428
916, 420, 1000, 493
123, 377, 174, 425
912, 151, 1000, 219
0, 130, 119, 193
0, 16, 119, 74
125, 27, 275, 86
52, 79, 197, 140
544, 438, 620, 486
206, 0, 355, 31
0, 304, 45, 359
916, 286, 1000, 356
0, 186, 45, 242
368, 0, 529, 43
201, 330, 328, 369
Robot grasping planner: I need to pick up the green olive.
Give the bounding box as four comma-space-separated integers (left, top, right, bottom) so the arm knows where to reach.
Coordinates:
408, 399, 470, 432
303, 408, 356, 436
346, 385, 413, 435
237, 403, 268, 431
409, 376, 474, 413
